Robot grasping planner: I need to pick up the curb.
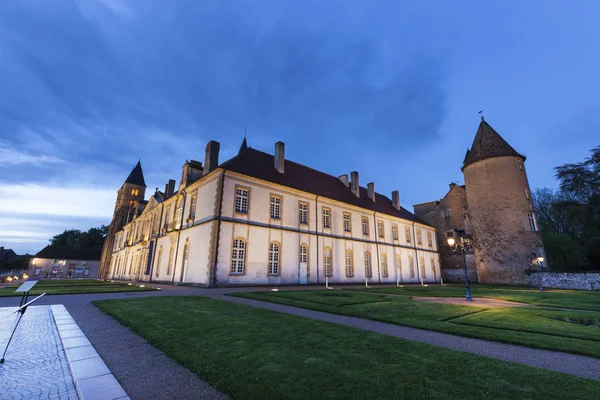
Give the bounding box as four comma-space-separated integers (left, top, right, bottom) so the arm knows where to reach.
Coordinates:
51, 304, 130, 400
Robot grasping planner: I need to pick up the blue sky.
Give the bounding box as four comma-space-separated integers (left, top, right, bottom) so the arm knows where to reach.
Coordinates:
1, 0, 599, 254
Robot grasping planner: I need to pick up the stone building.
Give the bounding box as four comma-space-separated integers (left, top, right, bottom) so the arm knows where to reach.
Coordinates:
30, 246, 102, 278
414, 118, 544, 284
101, 140, 440, 287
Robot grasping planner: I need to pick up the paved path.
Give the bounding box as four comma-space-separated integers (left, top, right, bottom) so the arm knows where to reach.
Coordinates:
0, 306, 78, 400
215, 294, 600, 381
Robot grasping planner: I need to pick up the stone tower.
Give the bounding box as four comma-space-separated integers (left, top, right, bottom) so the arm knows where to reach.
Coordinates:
462, 118, 543, 284
99, 161, 147, 279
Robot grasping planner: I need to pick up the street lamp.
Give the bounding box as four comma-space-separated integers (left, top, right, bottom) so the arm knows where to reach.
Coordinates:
532, 250, 545, 292
446, 229, 473, 301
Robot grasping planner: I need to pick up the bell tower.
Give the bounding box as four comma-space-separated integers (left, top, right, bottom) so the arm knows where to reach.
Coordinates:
99, 161, 147, 279
462, 118, 544, 284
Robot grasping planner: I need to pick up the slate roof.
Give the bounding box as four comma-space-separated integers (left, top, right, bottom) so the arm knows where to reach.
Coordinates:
124, 161, 146, 187
34, 246, 102, 261
220, 148, 431, 226
462, 119, 525, 170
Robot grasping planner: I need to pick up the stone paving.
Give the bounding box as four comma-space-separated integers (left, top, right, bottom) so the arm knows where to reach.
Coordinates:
0, 306, 78, 400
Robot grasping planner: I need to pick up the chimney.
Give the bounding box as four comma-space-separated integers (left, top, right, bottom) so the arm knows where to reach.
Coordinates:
392, 190, 400, 210
274, 141, 285, 173
449, 182, 457, 190
338, 174, 349, 187
367, 182, 375, 202
350, 171, 360, 197
203, 140, 220, 175
165, 179, 175, 199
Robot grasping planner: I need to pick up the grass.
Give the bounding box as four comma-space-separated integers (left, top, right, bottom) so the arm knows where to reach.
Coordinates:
363, 284, 600, 310
94, 296, 600, 400
231, 289, 600, 358
0, 279, 155, 296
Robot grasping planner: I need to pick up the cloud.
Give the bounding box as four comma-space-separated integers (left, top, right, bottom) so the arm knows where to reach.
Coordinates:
0, 140, 66, 165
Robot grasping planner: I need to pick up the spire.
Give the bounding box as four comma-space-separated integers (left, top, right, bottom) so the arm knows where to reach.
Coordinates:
462, 119, 524, 170
238, 127, 248, 154
124, 160, 146, 186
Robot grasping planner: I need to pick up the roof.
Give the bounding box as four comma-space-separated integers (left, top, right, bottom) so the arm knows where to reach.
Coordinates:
34, 246, 102, 261
238, 137, 248, 154
124, 161, 146, 187
220, 148, 432, 226
462, 119, 525, 170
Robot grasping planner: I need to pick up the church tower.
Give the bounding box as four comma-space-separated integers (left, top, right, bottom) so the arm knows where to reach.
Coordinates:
99, 161, 147, 279
462, 118, 543, 284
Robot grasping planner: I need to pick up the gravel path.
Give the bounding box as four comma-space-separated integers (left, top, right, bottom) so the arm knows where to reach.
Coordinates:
216, 294, 600, 381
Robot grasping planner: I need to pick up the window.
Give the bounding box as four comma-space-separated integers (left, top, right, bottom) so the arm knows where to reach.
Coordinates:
299, 202, 308, 224
361, 217, 369, 235
270, 196, 281, 219
525, 188, 530, 200
324, 248, 332, 276
345, 249, 353, 277
430, 258, 436, 281
381, 254, 388, 277
231, 239, 246, 274
235, 187, 249, 214
189, 192, 197, 220
528, 212, 538, 231
395, 254, 402, 272
155, 247, 162, 277
364, 252, 372, 277
322, 207, 331, 229
182, 242, 190, 276
416, 229, 422, 245
343, 213, 351, 232
131, 189, 138, 196
377, 221, 384, 238
408, 256, 415, 278
300, 244, 308, 264
443, 209, 451, 219
405, 226, 412, 244
268, 242, 280, 275
392, 224, 398, 240
427, 232, 433, 248
167, 245, 175, 275
517, 159, 523, 171
419, 257, 426, 279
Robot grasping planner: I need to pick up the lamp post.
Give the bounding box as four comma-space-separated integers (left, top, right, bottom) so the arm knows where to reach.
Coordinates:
532, 252, 545, 292
447, 229, 473, 301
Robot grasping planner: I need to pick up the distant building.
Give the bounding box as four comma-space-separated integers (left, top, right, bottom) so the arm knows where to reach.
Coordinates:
30, 246, 102, 278
100, 139, 440, 286
0, 247, 18, 265
414, 118, 545, 284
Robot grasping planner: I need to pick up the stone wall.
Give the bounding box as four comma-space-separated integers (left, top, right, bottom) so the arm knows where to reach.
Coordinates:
525, 272, 600, 291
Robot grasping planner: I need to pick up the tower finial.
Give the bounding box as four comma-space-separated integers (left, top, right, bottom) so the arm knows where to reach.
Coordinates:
244, 126, 247, 139
478, 110, 485, 121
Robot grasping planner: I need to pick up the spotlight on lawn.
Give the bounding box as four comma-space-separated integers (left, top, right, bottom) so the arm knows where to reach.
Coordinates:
139, 285, 145, 288
128, 283, 132, 286
271, 288, 279, 292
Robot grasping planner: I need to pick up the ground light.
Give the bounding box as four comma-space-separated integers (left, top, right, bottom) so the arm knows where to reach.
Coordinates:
271, 288, 279, 292
447, 229, 474, 301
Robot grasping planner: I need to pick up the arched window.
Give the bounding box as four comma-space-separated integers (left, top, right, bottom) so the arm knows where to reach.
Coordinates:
419, 257, 426, 279
408, 255, 415, 278
156, 246, 163, 277
269, 242, 280, 275
231, 239, 246, 274
323, 247, 332, 276
395, 254, 402, 271
381, 254, 388, 277
167, 245, 175, 275
345, 249, 353, 277
299, 244, 308, 264
364, 252, 372, 277
430, 258, 437, 281
181, 241, 190, 281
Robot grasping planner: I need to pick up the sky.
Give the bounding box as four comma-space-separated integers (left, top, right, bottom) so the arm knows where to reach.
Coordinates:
1, 0, 599, 254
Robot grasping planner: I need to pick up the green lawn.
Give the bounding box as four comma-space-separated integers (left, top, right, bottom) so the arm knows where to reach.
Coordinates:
94, 296, 600, 400
0, 279, 155, 296
232, 290, 600, 358
362, 284, 600, 310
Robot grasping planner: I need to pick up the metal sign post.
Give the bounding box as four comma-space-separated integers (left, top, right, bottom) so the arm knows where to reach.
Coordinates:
0, 291, 46, 364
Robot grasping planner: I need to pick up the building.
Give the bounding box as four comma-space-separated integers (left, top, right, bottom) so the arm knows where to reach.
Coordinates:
29, 246, 102, 278
102, 140, 441, 287
414, 118, 544, 284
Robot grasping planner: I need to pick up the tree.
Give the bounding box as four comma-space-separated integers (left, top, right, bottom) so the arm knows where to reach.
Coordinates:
49, 225, 109, 248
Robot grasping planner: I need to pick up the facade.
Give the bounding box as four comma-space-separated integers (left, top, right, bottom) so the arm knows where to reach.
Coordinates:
29, 246, 102, 278
414, 118, 544, 284
104, 140, 440, 287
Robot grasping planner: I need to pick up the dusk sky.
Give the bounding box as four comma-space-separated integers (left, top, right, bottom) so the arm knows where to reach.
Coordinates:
1, 1, 599, 254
